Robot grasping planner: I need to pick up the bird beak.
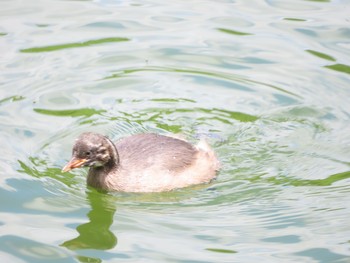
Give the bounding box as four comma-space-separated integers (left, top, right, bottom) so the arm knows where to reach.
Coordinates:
62, 157, 88, 172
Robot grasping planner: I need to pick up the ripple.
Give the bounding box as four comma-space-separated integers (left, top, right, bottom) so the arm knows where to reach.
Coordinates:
0, 235, 72, 262
265, 0, 322, 11
83, 21, 125, 30
1, 1, 350, 262
151, 16, 184, 23
295, 248, 348, 263
262, 235, 301, 244
103, 65, 301, 98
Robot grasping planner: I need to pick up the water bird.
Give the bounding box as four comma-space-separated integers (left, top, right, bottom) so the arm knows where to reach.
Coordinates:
62, 132, 220, 192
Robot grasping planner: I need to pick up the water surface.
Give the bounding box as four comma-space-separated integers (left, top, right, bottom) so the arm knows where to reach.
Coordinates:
0, 0, 350, 262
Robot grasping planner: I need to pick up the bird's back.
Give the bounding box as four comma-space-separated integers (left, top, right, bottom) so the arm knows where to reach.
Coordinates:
115, 133, 197, 172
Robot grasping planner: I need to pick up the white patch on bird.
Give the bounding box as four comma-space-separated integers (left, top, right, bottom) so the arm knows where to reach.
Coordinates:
92, 161, 104, 167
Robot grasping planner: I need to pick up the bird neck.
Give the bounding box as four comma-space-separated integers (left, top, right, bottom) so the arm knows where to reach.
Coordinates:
104, 136, 120, 169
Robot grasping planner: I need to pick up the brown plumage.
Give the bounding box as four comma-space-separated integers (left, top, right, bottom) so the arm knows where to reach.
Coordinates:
62, 132, 220, 192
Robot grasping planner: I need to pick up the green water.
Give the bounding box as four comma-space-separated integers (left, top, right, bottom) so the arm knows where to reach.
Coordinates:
0, 0, 350, 262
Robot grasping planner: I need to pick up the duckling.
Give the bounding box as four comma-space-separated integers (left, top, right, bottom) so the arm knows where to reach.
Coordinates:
62, 132, 219, 192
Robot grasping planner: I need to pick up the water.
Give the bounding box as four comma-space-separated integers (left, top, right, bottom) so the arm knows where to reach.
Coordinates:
1, 0, 350, 262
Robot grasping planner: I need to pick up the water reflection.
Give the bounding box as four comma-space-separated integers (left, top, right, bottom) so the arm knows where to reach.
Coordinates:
20, 37, 129, 53
2, 0, 350, 261
61, 189, 117, 257
0, 235, 73, 263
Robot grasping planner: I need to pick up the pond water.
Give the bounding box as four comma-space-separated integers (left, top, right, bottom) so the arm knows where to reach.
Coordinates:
1, 0, 350, 262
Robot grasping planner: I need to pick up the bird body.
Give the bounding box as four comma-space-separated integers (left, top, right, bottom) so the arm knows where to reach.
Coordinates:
63, 132, 219, 192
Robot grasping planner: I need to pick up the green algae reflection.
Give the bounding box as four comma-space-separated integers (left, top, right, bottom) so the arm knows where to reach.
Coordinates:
34, 108, 106, 118
283, 18, 307, 22
0, 95, 25, 105
20, 37, 129, 53
217, 28, 252, 36
206, 248, 237, 254
306, 50, 336, 62
325, 64, 350, 75
248, 170, 350, 187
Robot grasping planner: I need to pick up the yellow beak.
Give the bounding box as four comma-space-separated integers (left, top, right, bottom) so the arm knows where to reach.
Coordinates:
62, 158, 87, 172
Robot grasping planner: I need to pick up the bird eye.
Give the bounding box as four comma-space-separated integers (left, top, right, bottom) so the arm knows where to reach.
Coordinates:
85, 151, 91, 157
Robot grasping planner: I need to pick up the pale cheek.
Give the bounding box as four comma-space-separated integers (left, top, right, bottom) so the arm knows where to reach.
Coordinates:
92, 161, 104, 167
99, 153, 110, 163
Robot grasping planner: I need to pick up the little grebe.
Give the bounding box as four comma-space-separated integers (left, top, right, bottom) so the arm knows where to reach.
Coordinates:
62, 132, 219, 192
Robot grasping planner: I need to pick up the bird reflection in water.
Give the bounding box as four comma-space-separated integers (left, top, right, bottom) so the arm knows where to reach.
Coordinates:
61, 189, 117, 262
